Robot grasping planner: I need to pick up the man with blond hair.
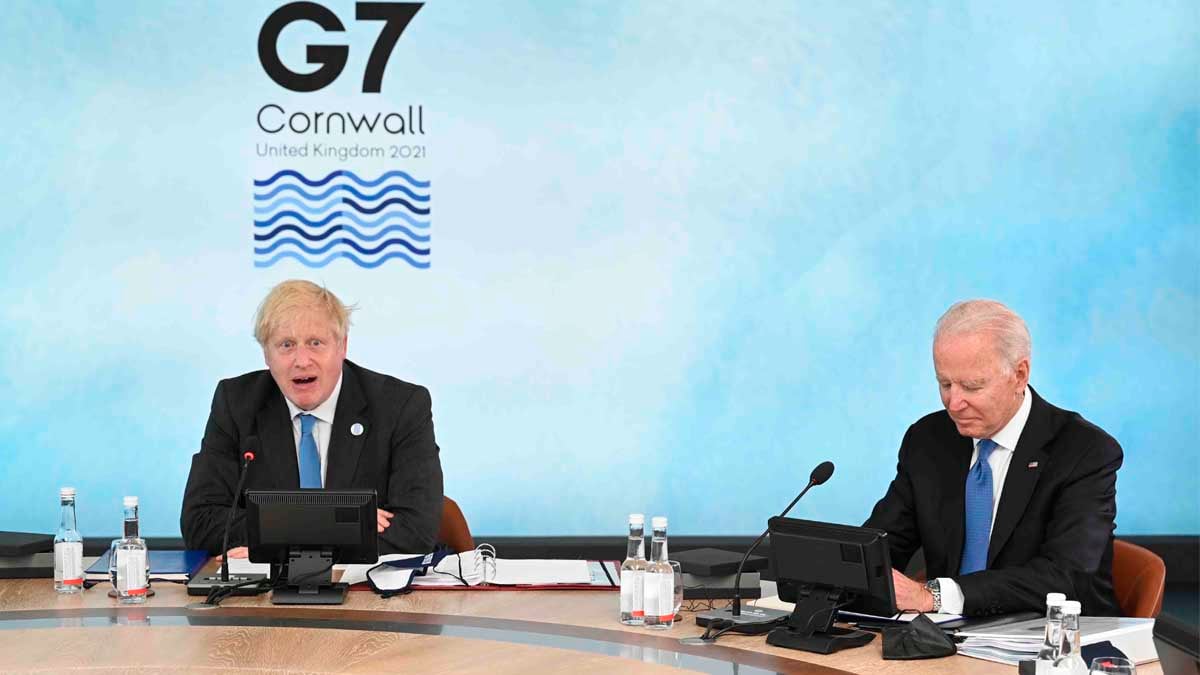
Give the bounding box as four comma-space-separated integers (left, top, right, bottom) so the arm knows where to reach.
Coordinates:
182, 280, 443, 556
865, 300, 1122, 616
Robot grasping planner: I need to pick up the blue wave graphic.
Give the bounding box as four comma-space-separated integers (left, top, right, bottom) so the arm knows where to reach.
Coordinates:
255, 169, 430, 190
254, 196, 429, 217
254, 170, 431, 270
254, 223, 431, 244
254, 210, 430, 229
254, 250, 431, 269
254, 182, 430, 203
256, 237, 430, 257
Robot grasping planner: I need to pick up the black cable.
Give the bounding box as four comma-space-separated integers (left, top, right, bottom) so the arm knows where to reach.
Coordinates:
272, 562, 335, 591
203, 575, 271, 607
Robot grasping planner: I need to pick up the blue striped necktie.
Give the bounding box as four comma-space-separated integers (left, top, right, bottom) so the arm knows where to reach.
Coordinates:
960, 438, 997, 575
298, 413, 322, 488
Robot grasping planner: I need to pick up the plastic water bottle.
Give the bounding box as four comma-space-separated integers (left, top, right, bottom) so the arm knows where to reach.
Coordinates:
642, 516, 674, 629
110, 496, 148, 604
53, 487, 84, 594
1035, 592, 1068, 662
1052, 600, 1087, 674
619, 513, 647, 625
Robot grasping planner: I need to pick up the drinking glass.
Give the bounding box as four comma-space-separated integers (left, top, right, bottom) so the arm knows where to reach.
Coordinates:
1089, 657, 1135, 674
669, 561, 683, 620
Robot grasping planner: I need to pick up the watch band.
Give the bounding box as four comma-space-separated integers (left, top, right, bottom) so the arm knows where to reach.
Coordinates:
924, 579, 942, 613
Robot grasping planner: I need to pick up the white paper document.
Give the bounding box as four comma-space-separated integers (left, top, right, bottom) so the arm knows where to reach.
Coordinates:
840, 609, 964, 624
226, 557, 271, 576
488, 559, 591, 586
750, 595, 962, 624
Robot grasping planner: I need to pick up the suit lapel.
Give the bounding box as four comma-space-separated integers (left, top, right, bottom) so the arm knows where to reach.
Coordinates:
324, 363, 369, 489
941, 431, 973, 576
987, 389, 1052, 567
256, 388, 300, 489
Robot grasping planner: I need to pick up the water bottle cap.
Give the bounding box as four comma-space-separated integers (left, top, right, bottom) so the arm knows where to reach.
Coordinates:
1046, 593, 1067, 605
1061, 600, 1081, 614
628, 514, 644, 524
60, 487, 76, 498
123, 496, 138, 508
651, 516, 667, 528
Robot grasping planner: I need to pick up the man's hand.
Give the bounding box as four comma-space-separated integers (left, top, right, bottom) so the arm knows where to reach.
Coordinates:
892, 570, 934, 612
377, 508, 394, 533
215, 546, 249, 562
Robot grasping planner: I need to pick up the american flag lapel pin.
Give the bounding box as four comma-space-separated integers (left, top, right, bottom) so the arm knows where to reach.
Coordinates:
1027, 461, 1039, 469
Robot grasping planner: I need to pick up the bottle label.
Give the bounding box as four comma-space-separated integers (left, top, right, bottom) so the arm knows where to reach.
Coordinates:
620, 570, 644, 616
654, 571, 674, 620
643, 571, 661, 618
54, 542, 83, 585
116, 548, 147, 594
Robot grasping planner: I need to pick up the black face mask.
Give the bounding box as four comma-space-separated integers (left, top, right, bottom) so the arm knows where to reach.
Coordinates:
882, 613, 958, 660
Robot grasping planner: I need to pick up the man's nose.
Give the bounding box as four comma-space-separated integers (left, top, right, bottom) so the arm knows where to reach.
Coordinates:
948, 388, 969, 411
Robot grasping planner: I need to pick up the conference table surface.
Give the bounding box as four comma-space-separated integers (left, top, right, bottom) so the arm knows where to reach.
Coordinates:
0, 567, 1164, 674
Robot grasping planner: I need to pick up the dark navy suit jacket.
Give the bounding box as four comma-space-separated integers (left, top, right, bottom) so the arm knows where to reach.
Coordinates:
181, 360, 443, 555
865, 387, 1122, 616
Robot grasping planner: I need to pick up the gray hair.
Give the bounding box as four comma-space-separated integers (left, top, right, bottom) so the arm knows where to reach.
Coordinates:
934, 299, 1031, 371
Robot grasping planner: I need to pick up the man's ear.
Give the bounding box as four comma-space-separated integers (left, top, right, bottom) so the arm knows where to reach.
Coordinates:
1013, 357, 1031, 390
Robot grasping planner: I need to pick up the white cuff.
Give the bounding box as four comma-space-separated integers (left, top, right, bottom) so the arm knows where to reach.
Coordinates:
936, 577, 965, 615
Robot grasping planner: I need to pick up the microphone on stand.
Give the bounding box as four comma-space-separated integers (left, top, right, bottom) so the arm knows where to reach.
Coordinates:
220, 437, 259, 582
695, 461, 835, 631
186, 436, 267, 607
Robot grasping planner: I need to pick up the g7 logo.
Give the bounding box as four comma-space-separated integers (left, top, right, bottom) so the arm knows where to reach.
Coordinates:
258, 1, 423, 93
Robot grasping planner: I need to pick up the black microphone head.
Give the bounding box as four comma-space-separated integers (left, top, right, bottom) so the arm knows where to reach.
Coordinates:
244, 435, 260, 459
810, 461, 835, 486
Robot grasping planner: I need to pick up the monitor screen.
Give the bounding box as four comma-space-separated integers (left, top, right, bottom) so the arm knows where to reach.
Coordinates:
769, 516, 896, 618
245, 490, 378, 566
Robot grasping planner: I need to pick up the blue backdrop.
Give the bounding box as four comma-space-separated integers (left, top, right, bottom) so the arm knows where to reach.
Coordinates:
1, 1, 1196, 538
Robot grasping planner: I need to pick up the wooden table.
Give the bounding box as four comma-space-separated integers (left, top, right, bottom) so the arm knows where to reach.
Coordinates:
0, 571, 1163, 674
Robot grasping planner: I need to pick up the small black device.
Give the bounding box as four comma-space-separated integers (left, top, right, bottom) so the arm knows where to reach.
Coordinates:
674, 547, 767, 577
246, 489, 378, 605
765, 516, 896, 654
0, 532, 54, 557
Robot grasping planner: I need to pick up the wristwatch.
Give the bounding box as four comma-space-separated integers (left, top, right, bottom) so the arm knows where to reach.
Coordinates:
924, 579, 942, 612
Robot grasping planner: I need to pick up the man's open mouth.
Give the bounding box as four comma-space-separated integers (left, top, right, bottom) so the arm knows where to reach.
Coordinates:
293, 376, 318, 385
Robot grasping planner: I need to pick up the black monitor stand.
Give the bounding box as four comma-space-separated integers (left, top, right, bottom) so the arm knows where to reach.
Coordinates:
766, 585, 875, 654
271, 548, 347, 605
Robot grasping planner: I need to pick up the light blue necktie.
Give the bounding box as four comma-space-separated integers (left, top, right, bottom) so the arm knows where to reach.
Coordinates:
960, 438, 997, 575
298, 413, 322, 488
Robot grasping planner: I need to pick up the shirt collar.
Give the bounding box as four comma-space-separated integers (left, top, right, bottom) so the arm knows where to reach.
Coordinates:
284, 372, 344, 425
976, 386, 1032, 452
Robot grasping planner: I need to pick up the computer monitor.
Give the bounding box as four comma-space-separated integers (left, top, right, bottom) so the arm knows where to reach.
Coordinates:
245, 489, 378, 605
766, 516, 897, 654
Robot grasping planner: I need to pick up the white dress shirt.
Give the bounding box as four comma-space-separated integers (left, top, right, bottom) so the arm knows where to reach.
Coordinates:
282, 374, 344, 488
937, 386, 1032, 614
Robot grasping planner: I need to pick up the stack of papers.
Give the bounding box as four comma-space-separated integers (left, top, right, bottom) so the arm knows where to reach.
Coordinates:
258, 551, 595, 592
957, 616, 1157, 665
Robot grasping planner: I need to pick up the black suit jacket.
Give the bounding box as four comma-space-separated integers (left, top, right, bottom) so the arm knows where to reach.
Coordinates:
864, 387, 1122, 616
181, 360, 444, 555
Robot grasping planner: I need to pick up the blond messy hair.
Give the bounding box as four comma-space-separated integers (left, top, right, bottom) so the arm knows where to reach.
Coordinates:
254, 280, 355, 347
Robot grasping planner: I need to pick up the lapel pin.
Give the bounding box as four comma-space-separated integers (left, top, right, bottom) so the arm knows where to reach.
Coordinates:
1027, 461, 1039, 469
351, 422, 364, 437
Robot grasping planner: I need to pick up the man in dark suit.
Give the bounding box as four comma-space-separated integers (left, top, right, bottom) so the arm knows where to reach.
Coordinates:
865, 300, 1122, 617
181, 280, 443, 557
